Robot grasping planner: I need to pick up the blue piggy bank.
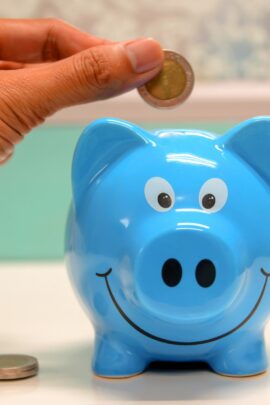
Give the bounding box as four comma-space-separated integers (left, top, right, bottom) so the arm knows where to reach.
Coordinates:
66, 116, 270, 378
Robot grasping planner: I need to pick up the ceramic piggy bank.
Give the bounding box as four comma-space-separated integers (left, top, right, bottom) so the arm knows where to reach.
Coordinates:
66, 116, 270, 378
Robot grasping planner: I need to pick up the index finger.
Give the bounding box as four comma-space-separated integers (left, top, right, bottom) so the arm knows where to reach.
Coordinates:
0, 18, 111, 63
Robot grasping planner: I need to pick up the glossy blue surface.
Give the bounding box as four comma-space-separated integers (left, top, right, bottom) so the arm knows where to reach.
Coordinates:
66, 116, 270, 378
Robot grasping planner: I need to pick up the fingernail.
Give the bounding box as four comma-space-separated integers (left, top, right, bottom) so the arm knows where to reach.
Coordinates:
124, 38, 163, 73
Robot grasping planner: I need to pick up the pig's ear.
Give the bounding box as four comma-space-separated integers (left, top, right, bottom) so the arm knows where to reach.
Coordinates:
72, 118, 151, 206
220, 116, 270, 186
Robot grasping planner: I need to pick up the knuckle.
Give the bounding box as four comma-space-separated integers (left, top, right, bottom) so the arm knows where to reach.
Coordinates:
76, 48, 112, 90
45, 17, 64, 27
43, 19, 63, 61
0, 152, 13, 165
0, 79, 44, 132
0, 91, 29, 133
0, 136, 13, 157
0, 118, 23, 144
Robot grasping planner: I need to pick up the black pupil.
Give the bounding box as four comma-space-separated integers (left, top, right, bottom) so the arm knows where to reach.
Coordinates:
195, 259, 216, 288
158, 192, 172, 208
162, 259, 182, 287
202, 193, 216, 209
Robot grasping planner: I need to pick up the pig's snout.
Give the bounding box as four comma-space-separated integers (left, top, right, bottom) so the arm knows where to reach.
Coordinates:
135, 226, 242, 323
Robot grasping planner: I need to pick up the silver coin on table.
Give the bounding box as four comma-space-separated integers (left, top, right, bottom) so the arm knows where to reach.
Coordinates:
0, 354, 39, 380
137, 49, 194, 108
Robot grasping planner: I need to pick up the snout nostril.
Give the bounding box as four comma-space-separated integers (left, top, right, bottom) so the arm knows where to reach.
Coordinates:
162, 258, 182, 287
196, 259, 216, 288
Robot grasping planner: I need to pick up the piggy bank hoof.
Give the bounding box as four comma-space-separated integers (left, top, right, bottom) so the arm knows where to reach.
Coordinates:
94, 371, 144, 380
215, 370, 266, 378
209, 337, 268, 377
92, 334, 147, 379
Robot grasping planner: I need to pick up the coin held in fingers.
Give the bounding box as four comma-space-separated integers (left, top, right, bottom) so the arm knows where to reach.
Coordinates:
138, 50, 194, 108
0, 354, 39, 380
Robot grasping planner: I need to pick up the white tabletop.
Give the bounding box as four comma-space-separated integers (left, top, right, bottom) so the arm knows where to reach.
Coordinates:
1, 262, 270, 405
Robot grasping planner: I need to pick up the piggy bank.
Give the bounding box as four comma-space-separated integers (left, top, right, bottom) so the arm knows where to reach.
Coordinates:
66, 116, 270, 378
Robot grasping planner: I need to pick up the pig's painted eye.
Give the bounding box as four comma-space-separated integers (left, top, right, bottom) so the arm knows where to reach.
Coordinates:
144, 177, 175, 212
199, 178, 228, 213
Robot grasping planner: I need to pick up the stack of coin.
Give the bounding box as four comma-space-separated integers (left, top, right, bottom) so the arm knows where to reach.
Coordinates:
138, 49, 194, 108
0, 354, 39, 380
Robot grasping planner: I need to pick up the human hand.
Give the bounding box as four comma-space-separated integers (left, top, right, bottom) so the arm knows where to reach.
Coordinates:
0, 19, 163, 164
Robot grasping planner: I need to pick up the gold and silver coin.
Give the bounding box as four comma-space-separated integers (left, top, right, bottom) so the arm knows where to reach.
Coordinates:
0, 354, 39, 380
138, 50, 194, 108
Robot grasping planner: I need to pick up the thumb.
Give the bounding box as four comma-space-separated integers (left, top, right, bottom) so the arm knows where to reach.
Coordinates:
51, 38, 164, 107
3, 38, 163, 127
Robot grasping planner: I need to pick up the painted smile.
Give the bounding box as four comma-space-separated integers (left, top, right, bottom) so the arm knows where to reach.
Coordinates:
96, 267, 270, 346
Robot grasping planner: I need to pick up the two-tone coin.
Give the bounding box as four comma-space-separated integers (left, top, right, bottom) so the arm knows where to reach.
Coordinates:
138, 50, 194, 108
0, 354, 39, 380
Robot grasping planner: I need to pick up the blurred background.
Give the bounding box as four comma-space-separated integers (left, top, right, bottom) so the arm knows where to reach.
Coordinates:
0, 0, 269, 260
2, 0, 269, 81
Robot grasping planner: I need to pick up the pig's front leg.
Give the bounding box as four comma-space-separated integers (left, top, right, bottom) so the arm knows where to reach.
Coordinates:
208, 334, 267, 377
92, 333, 148, 378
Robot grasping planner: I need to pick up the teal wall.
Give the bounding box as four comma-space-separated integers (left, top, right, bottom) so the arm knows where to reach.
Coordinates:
0, 122, 232, 260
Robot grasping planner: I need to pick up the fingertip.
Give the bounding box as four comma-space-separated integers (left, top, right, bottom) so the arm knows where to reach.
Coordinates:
123, 38, 164, 74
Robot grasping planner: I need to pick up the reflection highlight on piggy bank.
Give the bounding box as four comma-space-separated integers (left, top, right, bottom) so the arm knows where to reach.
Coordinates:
66, 116, 270, 378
